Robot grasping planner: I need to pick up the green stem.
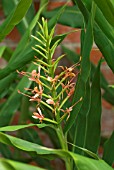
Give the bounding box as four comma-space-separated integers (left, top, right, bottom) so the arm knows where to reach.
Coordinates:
58, 95, 70, 110
56, 124, 71, 170
40, 100, 54, 111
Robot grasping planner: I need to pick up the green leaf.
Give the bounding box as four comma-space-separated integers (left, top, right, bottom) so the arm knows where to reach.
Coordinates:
0, 132, 113, 170
0, 144, 13, 159
0, 132, 66, 158
45, 1, 114, 46
94, 26, 114, 73
0, 124, 50, 132
62, 46, 80, 63
9, 2, 47, 63
19, 128, 52, 169
84, 60, 102, 153
51, 30, 79, 48
0, 159, 14, 170
103, 131, 114, 166
91, 63, 114, 105
0, 158, 45, 170
0, 2, 65, 80
2, 0, 35, 35
0, 41, 36, 80
0, 46, 13, 62
20, 128, 42, 145
0, 2, 47, 79
0, 73, 17, 95
75, 0, 114, 72
47, 3, 67, 32
81, 0, 114, 45
43, 5, 83, 28
0, 64, 36, 127
70, 152, 113, 170
0, 0, 32, 41
94, 8, 114, 45
72, 79, 91, 155
64, 2, 95, 133
93, 0, 114, 27
68, 142, 99, 160
109, 85, 114, 88
0, 46, 6, 57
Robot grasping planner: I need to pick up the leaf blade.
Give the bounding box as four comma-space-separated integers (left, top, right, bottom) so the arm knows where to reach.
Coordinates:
93, 0, 114, 27
0, 132, 113, 170
0, 0, 32, 41
84, 60, 102, 153
64, 2, 95, 133
0, 158, 45, 170
103, 131, 114, 166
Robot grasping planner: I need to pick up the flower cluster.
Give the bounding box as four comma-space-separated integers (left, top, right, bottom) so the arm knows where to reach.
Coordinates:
18, 18, 81, 124
18, 62, 80, 123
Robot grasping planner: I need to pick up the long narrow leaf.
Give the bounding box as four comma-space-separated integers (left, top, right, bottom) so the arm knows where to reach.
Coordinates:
93, 0, 114, 27
51, 30, 79, 48
73, 79, 91, 155
81, 0, 114, 45
64, 2, 95, 133
0, 124, 51, 132
0, 41, 36, 80
0, 132, 113, 170
47, 3, 67, 32
0, 64, 37, 127
0, 0, 32, 41
0, 46, 6, 57
75, 0, 114, 72
43, 5, 83, 28
70, 152, 113, 170
2, 0, 35, 35
9, 2, 47, 63
94, 25, 114, 73
0, 3, 67, 80
0, 144, 13, 159
103, 131, 114, 166
0, 158, 45, 170
0, 73, 17, 94
84, 60, 102, 153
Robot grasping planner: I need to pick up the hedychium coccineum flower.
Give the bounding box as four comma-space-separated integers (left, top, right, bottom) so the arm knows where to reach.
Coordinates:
17, 17, 81, 124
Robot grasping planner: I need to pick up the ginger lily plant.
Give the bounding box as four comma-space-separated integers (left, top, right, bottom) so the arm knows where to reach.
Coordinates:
18, 17, 81, 169
0, 0, 114, 169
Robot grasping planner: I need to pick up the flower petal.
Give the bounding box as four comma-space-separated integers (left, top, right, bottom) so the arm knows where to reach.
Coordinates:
37, 107, 42, 115
46, 99, 55, 105
32, 112, 44, 120
32, 115, 39, 119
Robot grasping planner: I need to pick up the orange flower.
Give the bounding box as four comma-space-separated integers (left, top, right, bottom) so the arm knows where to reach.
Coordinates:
32, 107, 44, 122
32, 112, 44, 121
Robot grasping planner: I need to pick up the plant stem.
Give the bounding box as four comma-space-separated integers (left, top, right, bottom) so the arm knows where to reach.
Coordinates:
56, 124, 71, 170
